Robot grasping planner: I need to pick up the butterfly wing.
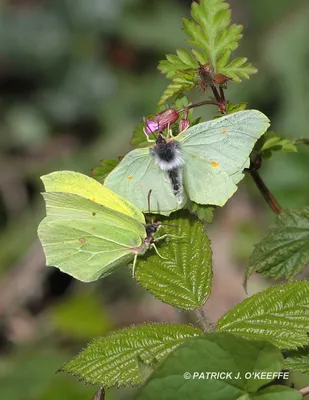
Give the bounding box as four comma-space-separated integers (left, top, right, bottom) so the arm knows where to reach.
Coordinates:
104, 148, 187, 215
42, 171, 145, 224
38, 192, 145, 282
177, 110, 270, 205
182, 155, 237, 206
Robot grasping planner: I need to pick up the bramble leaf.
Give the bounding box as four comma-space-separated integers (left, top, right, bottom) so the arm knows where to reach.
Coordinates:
137, 333, 301, 400
217, 281, 309, 349
247, 207, 309, 280
92, 160, 119, 183
61, 323, 201, 387
285, 347, 309, 374
135, 212, 213, 310
158, 0, 256, 104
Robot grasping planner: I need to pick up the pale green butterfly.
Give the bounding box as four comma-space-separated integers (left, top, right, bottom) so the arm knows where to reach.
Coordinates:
104, 110, 270, 215
37, 171, 166, 282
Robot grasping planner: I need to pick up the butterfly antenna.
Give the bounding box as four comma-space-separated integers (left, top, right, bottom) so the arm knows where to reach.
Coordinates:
147, 189, 154, 224
132, 253, 138, 278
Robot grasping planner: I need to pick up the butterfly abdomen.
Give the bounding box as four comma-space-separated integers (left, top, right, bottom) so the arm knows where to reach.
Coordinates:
150, 137, 184, 203
167, 167, 183, 203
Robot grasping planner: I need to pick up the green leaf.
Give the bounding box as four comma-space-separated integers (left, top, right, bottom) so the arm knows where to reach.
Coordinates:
184, 0, 238, 67
226, 102, 248, 114
261, 132, 297, 154
285, 346, 309, 374
62, 323, 202, 387
247, 207, 309, 280
158, 73, 196, 106
135, 213, 213, 310
220, 57, 257, 82
131, 120, 151, 148
137, 332, 301, 400
187, 201, 215, 223
217, 281, 309, 349
92, 159, 119, 183
158, 0, 256, 104
250, 386, 301, 400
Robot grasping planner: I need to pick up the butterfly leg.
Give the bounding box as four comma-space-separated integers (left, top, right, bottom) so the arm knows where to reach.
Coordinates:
154, 233, 184, 241
132, 253, 138, 278
153, 233, 168, 242
151, 243, 168, 260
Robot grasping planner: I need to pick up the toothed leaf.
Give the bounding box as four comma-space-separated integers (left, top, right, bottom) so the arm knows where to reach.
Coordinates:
247, 207, 309, 280
138, 333, 301, 400
62, 323, 201, 387
135, 212, 213, 310
158, 0, 256, 104
217, 281, 309, 349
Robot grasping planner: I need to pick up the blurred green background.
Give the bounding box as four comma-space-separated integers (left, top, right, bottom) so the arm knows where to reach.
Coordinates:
0, 0, 309, 399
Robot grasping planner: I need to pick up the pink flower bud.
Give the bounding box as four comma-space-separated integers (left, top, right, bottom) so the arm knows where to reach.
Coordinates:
179, 118, 190, 132
143, 108, 179, 135
144, 119, 158, 135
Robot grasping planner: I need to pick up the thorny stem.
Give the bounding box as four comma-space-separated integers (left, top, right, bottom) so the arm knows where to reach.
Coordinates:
248, 155, 282, 215
195, 307, 214, 332
299, 386, 309, 397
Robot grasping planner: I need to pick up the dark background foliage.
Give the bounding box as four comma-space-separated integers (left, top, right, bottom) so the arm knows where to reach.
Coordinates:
0, 0, 308, 398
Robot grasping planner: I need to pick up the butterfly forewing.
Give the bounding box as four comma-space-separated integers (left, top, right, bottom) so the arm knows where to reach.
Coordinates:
38, 192, 145, 282
42, 171, 145, 224
177, 110, 270, 181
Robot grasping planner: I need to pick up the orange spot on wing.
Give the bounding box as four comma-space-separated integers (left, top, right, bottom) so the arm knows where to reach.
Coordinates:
127, 175, 133, 180
79, 238, 86, 244
222, 128, 227, 134
92, 197, 96, 202
211, 161, 219, 167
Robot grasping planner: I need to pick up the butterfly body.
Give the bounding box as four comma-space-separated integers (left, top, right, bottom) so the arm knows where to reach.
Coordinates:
150, 134, 184, 171
150, 134, 184, 203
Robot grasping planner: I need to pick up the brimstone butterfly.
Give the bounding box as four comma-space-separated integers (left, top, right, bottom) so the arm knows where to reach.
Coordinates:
38, 171, 163, 282
104, 110, 270, 215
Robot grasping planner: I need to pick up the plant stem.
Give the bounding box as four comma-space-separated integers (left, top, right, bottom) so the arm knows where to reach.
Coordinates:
299, 385, 309, 397
178, 100, 218, 114
195, 307, 213, 332
295, 138, 309, 146
210, 85, 226, 114
250, 169, 282, 215
219, 86, 226, 104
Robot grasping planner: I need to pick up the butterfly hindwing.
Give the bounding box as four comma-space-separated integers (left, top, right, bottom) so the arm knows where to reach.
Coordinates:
38, 192, 145, 282
181, 154, 237, 206
104, 148, 187, 214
